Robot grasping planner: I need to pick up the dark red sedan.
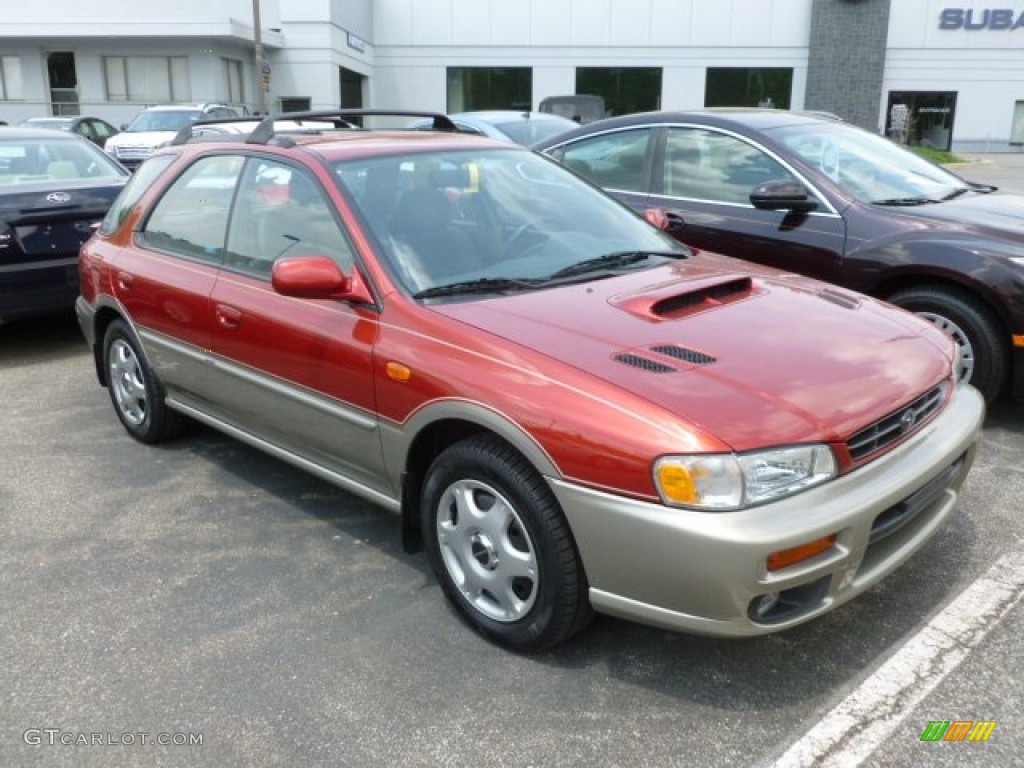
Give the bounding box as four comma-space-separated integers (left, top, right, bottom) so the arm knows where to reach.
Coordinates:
77, 111, 983, 650
536, 109, 1024, 405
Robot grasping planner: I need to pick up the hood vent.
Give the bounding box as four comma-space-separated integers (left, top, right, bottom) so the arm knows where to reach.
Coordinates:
819, 288, 861, 310
613, 353, 676, 373
651, 277, 752, 318
650, 345, 716, 365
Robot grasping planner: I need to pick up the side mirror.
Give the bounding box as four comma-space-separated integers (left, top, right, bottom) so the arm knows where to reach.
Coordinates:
750, 179, 819, 213
272, 256, 373, 303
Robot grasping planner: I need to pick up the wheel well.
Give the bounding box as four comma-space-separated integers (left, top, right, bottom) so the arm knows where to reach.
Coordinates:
874, 275, 1010, 341
90, 307, 123, 386
400, 419, 504, 553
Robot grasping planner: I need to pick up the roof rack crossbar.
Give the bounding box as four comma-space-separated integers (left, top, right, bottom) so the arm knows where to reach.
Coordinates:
245, 110, 458, 145
170, 117, 265, 146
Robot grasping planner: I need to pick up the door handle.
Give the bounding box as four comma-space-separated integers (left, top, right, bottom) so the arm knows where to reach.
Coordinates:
664, 211, 686, 232
115, 271, 134, 291
215, 303, 242, 329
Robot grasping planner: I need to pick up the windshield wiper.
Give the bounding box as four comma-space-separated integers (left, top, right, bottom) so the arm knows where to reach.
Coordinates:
941, 187, 971, 201
871, 197, 941, 206
548, 250, 682, 280
412, 276, 544, 300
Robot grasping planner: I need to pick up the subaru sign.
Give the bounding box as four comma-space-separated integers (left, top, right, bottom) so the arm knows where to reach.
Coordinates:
940, 8, 1024, 29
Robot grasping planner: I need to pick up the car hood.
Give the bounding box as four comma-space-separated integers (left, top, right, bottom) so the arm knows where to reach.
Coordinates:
433, 258, 954, 451
106, 130, 176, 147
897, 192, 1024, 238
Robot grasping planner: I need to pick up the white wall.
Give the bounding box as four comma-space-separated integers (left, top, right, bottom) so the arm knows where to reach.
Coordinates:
371, 0, 812, 110
885, 0, 1024, 149
0, 39, 255, 125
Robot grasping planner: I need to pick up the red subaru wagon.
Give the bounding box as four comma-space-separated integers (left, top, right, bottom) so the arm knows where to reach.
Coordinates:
77, 110, 984, 651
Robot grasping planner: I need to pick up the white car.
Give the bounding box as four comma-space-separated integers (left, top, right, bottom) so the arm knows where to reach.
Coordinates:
104, 103, 240, 170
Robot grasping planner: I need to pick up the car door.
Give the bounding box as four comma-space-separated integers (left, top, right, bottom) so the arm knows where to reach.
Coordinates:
207, 156, 389, 495
647, 126, 848, 283
118, 154, 244, 404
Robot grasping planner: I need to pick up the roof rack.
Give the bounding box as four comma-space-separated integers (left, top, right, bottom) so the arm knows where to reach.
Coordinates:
245, 110, 458, 145
168, 115, 358, 147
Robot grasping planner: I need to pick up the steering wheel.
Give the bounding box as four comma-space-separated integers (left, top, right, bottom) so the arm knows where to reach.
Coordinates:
500, 223, 539, 259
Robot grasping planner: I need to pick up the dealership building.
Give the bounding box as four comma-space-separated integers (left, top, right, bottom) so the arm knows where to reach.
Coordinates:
1, 0, 1022, 151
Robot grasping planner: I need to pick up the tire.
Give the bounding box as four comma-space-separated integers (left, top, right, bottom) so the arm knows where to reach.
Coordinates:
103, 319, 185, 443
421, 435, 592, 651
887, 285, 1008, 404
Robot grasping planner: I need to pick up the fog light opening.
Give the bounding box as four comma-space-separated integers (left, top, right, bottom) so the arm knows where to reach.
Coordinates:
748, 576, 831, 625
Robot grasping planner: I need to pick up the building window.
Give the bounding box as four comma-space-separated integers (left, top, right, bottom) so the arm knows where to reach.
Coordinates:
885, 92, 957, 151
1013, 101, 1024, 145
575, 68, 661, 118
447, 68, 531, 112
0, 55, 23, 100
705, 68, 793, 109
104, 56, 190, 103
224, 58, 244, 105
279, 97, 311, 112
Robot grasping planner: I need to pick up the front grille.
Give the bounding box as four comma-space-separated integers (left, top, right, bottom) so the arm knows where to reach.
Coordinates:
613, 353, 676, 373
114, 145, 155, 160
847, 384, 947, 461
650, 345, 716, 365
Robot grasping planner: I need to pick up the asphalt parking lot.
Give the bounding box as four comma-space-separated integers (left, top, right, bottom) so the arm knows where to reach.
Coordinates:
3, 154, 1023, 767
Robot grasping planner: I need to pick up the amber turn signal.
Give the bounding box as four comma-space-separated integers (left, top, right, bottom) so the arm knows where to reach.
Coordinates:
766, 534, 838, 572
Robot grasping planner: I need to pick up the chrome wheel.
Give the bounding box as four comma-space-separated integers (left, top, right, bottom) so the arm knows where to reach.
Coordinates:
435, 478, 538, 623
108, 338, 148, 426
917, 310, 975, 385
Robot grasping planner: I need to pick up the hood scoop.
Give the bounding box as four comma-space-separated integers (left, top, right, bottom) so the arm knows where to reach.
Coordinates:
611, 275, 756, 322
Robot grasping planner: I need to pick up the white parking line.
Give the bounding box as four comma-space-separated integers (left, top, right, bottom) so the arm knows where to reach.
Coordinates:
772, 551, 1024, 768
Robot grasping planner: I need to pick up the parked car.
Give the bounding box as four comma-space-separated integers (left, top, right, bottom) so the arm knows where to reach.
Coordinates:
535, 109, 1024, 404
410, 111, 580, 145
104, 103, 241, 170
539, 94, 607, 124
77, 110, 983, 651
18, 116, 120, 148
0, 126, 129, 322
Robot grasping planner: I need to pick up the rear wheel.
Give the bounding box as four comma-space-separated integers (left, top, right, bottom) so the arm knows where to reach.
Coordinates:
887, 285, 1007, 404
422, 435, 591, 651
103, 319, 185, 443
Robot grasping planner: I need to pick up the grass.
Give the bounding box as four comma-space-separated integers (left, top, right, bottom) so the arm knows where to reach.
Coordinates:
910, 145, 966, 164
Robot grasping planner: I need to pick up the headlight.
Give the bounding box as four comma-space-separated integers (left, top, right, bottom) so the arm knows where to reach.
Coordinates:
654, 445, 837, 511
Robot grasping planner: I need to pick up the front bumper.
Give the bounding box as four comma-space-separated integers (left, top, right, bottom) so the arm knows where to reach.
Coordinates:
549, 384, 985, 637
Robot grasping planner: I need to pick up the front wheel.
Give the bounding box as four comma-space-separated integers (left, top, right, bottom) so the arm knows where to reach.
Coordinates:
887, 285, 1008, 404
421, 435, 591, 651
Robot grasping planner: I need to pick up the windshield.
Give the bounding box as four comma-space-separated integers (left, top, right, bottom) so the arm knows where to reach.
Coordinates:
334, 148, 685, 298
768, 121, 969, 204
126, 110, 202, 133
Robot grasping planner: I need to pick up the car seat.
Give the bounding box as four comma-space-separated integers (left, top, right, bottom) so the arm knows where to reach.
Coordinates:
393, 188, 482, 283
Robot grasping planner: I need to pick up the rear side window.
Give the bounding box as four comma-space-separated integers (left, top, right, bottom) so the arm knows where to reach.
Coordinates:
98, 154, 176, 236
139, 154, 244, 264
552, 128, 652, 193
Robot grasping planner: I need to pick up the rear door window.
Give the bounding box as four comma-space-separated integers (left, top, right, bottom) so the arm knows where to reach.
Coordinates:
139, 155, 244, 264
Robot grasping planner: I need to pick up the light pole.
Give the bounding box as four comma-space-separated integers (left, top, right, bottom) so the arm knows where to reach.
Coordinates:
253, 0, 268, 115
